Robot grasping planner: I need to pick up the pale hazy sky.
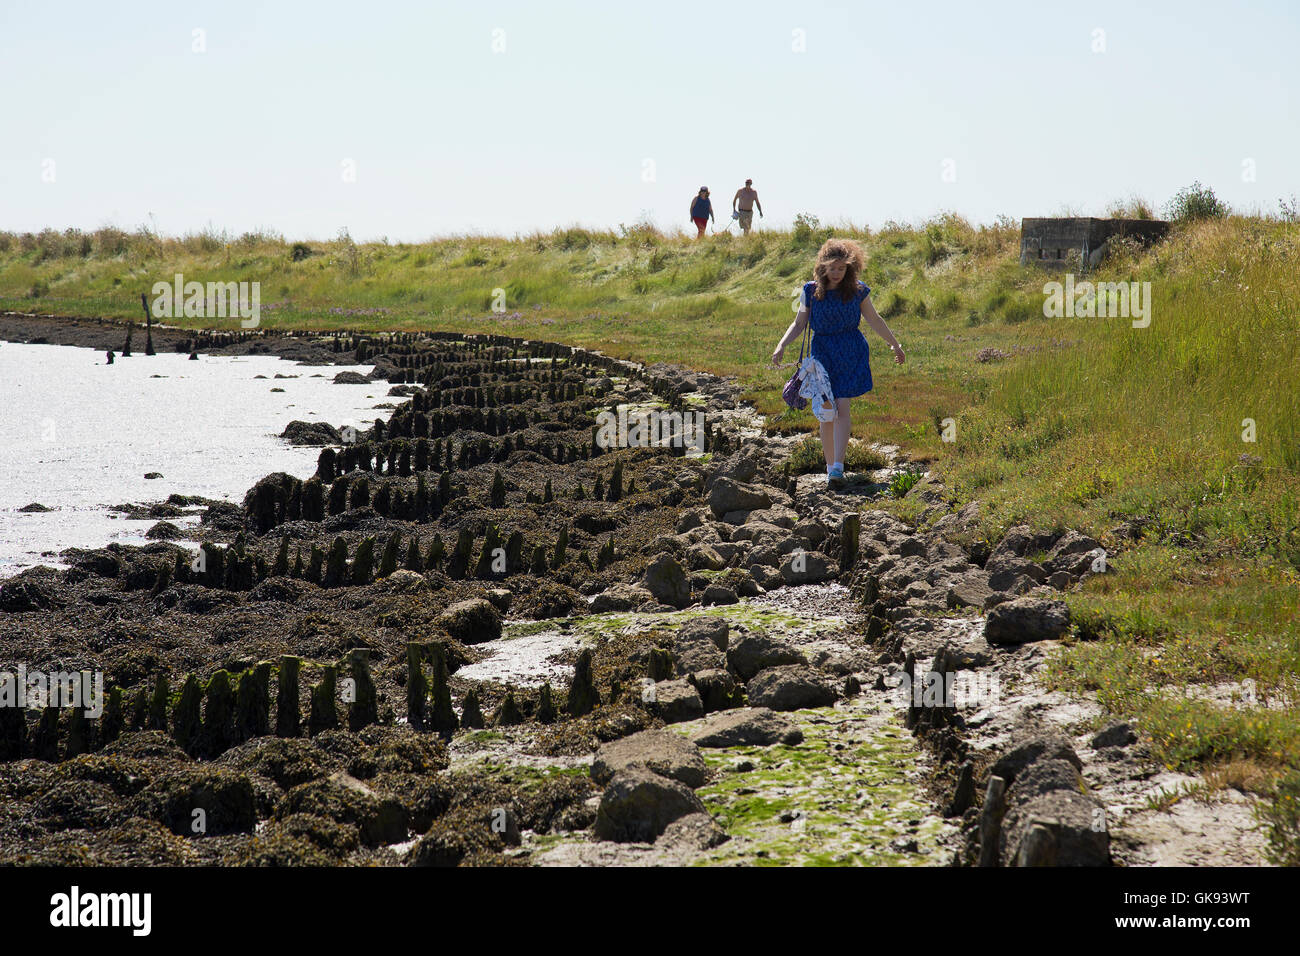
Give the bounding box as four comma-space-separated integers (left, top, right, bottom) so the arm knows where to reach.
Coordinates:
2, 0, 1296, 241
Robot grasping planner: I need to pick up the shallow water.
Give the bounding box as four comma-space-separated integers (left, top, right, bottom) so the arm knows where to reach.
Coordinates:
0, 340, 406, 577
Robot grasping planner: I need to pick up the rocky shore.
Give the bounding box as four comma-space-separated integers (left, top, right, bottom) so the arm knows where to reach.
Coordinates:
0, 314, 1266, 866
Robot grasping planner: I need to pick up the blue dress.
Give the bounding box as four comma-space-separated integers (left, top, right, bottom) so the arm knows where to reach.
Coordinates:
803, 280, 873, 398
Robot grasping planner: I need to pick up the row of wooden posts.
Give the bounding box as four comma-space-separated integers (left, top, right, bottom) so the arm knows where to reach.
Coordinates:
0, 644, 603, 764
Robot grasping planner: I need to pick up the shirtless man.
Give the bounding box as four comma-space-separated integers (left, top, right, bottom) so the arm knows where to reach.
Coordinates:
733, 179, 763, 234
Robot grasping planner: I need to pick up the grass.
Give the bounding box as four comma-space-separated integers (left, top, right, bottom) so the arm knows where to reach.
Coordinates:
3, 210, 1300, 791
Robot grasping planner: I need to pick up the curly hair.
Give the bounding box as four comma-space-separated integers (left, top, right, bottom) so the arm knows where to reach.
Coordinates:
811, 238, 866, 303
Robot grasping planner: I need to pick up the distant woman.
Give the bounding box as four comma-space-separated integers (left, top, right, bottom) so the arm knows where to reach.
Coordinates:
771, 238, 905, 486
689, 187, 714, 238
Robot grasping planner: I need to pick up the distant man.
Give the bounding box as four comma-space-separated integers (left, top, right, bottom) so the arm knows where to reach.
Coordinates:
733, 179, 763, 234
690, 187, 714, 238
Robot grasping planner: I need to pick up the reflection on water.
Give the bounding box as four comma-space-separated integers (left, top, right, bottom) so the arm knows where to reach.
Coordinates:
0, 340, 405, 577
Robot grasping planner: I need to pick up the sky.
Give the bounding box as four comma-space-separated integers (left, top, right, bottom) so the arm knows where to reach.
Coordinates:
1, 0, 1296, 241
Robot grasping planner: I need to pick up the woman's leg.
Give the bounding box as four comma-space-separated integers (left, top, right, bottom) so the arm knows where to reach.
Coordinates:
833, 398, 852, 464
820, 416, 836, 467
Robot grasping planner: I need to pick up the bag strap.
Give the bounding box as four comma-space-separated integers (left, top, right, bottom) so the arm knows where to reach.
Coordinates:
797, 289, 811, 362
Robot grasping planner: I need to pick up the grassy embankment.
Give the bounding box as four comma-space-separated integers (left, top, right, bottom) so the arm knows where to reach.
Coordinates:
3, 214, 1299, 848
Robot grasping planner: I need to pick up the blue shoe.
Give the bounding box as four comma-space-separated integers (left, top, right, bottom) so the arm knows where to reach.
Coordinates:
827, 464, 845, 488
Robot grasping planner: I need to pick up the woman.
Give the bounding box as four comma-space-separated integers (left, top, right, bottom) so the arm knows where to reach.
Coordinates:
689, 187, 714, 238
771, 238, 905, 487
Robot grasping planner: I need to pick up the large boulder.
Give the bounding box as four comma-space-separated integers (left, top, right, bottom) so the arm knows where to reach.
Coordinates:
690, 707, 804, 747
591, 730, 708, 789
688, 669, 745, 713
647, 679, 704, 724
593, 767, 707, 843
745, 665, 838, 711
281, 420, 341, 446
708, 478, 773, 518
673, 619, 728, 674
1000, 789, 1110, 866
643, 554, 691, 609
590, 583, 654, 612
435, 598, 502, 645
726, 633, 805, 681
984, 598, 1071, 645
778, 550, 836, 585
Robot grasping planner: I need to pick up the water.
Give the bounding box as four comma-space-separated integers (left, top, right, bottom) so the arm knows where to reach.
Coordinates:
0, 340, 406, 577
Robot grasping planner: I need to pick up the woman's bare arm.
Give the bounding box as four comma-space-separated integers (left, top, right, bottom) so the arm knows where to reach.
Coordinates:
861, 295, 905, 364
772, 306, 809, 364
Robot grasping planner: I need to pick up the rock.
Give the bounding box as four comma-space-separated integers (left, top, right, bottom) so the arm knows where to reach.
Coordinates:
62, 548, 121, 578
17, 502, 53, 513
642, 554, 691, 609
591, 730, 708, 788
384, 569, 430, 594
985, 552, 1046, 591
646, 679, 704, 723
144, 521, 182, 540
1044, 531, 1103, 573
745, 665, 838, 711
144, 472, 163, 480
690, 707, 803, 747
898, 536, 927, 558
673, 625, 727, 674
132, 767, 257, 836
748, 564, 783, 590
281, 420, 342, 445
688, 669, 744, 713
677, 617, 729, 651
700, 584, 738, 606
989, 735, 1082, 786
593, 767, 707, 843
435, 598, 502, 645
275, 771, 408, 846
726, 633, 805, 681
984, 598, 1071, 645
778, 550, 835, 584
1091, 721, 1138, 749
590, 583, 654, 612
686, 544, 728, 571
708, 478, 773, 518
1000, 790, 1109, 866
333, 371, 368, 384
483, 588, 513, 613
0, 578, 58, 612
1046, 571, 1074, 590
675, 509, 708, 534
656, 812, 729, 850
945, 572, 994, 610
792, 518, 829, 546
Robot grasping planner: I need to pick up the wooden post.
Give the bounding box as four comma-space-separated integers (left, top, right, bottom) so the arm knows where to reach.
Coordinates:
276, 656, 301, 738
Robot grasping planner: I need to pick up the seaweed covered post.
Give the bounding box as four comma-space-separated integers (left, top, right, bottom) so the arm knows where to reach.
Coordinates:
566, 648, 600, 717
840, 512, 861, 575
234, 663, 271, 742
172, 674, 203, 755
323, 537, 349, 588
347, 649, 378, 731
428, 643, 458, 736
494, 687, 523, 727
308, 664, 338, 735
459, 688, 485, 729
406, 643, 427, 730
201, 670, 235, 757
100, 686, 124, 748
147, 673, 170, 732
276, 656, 301, 738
